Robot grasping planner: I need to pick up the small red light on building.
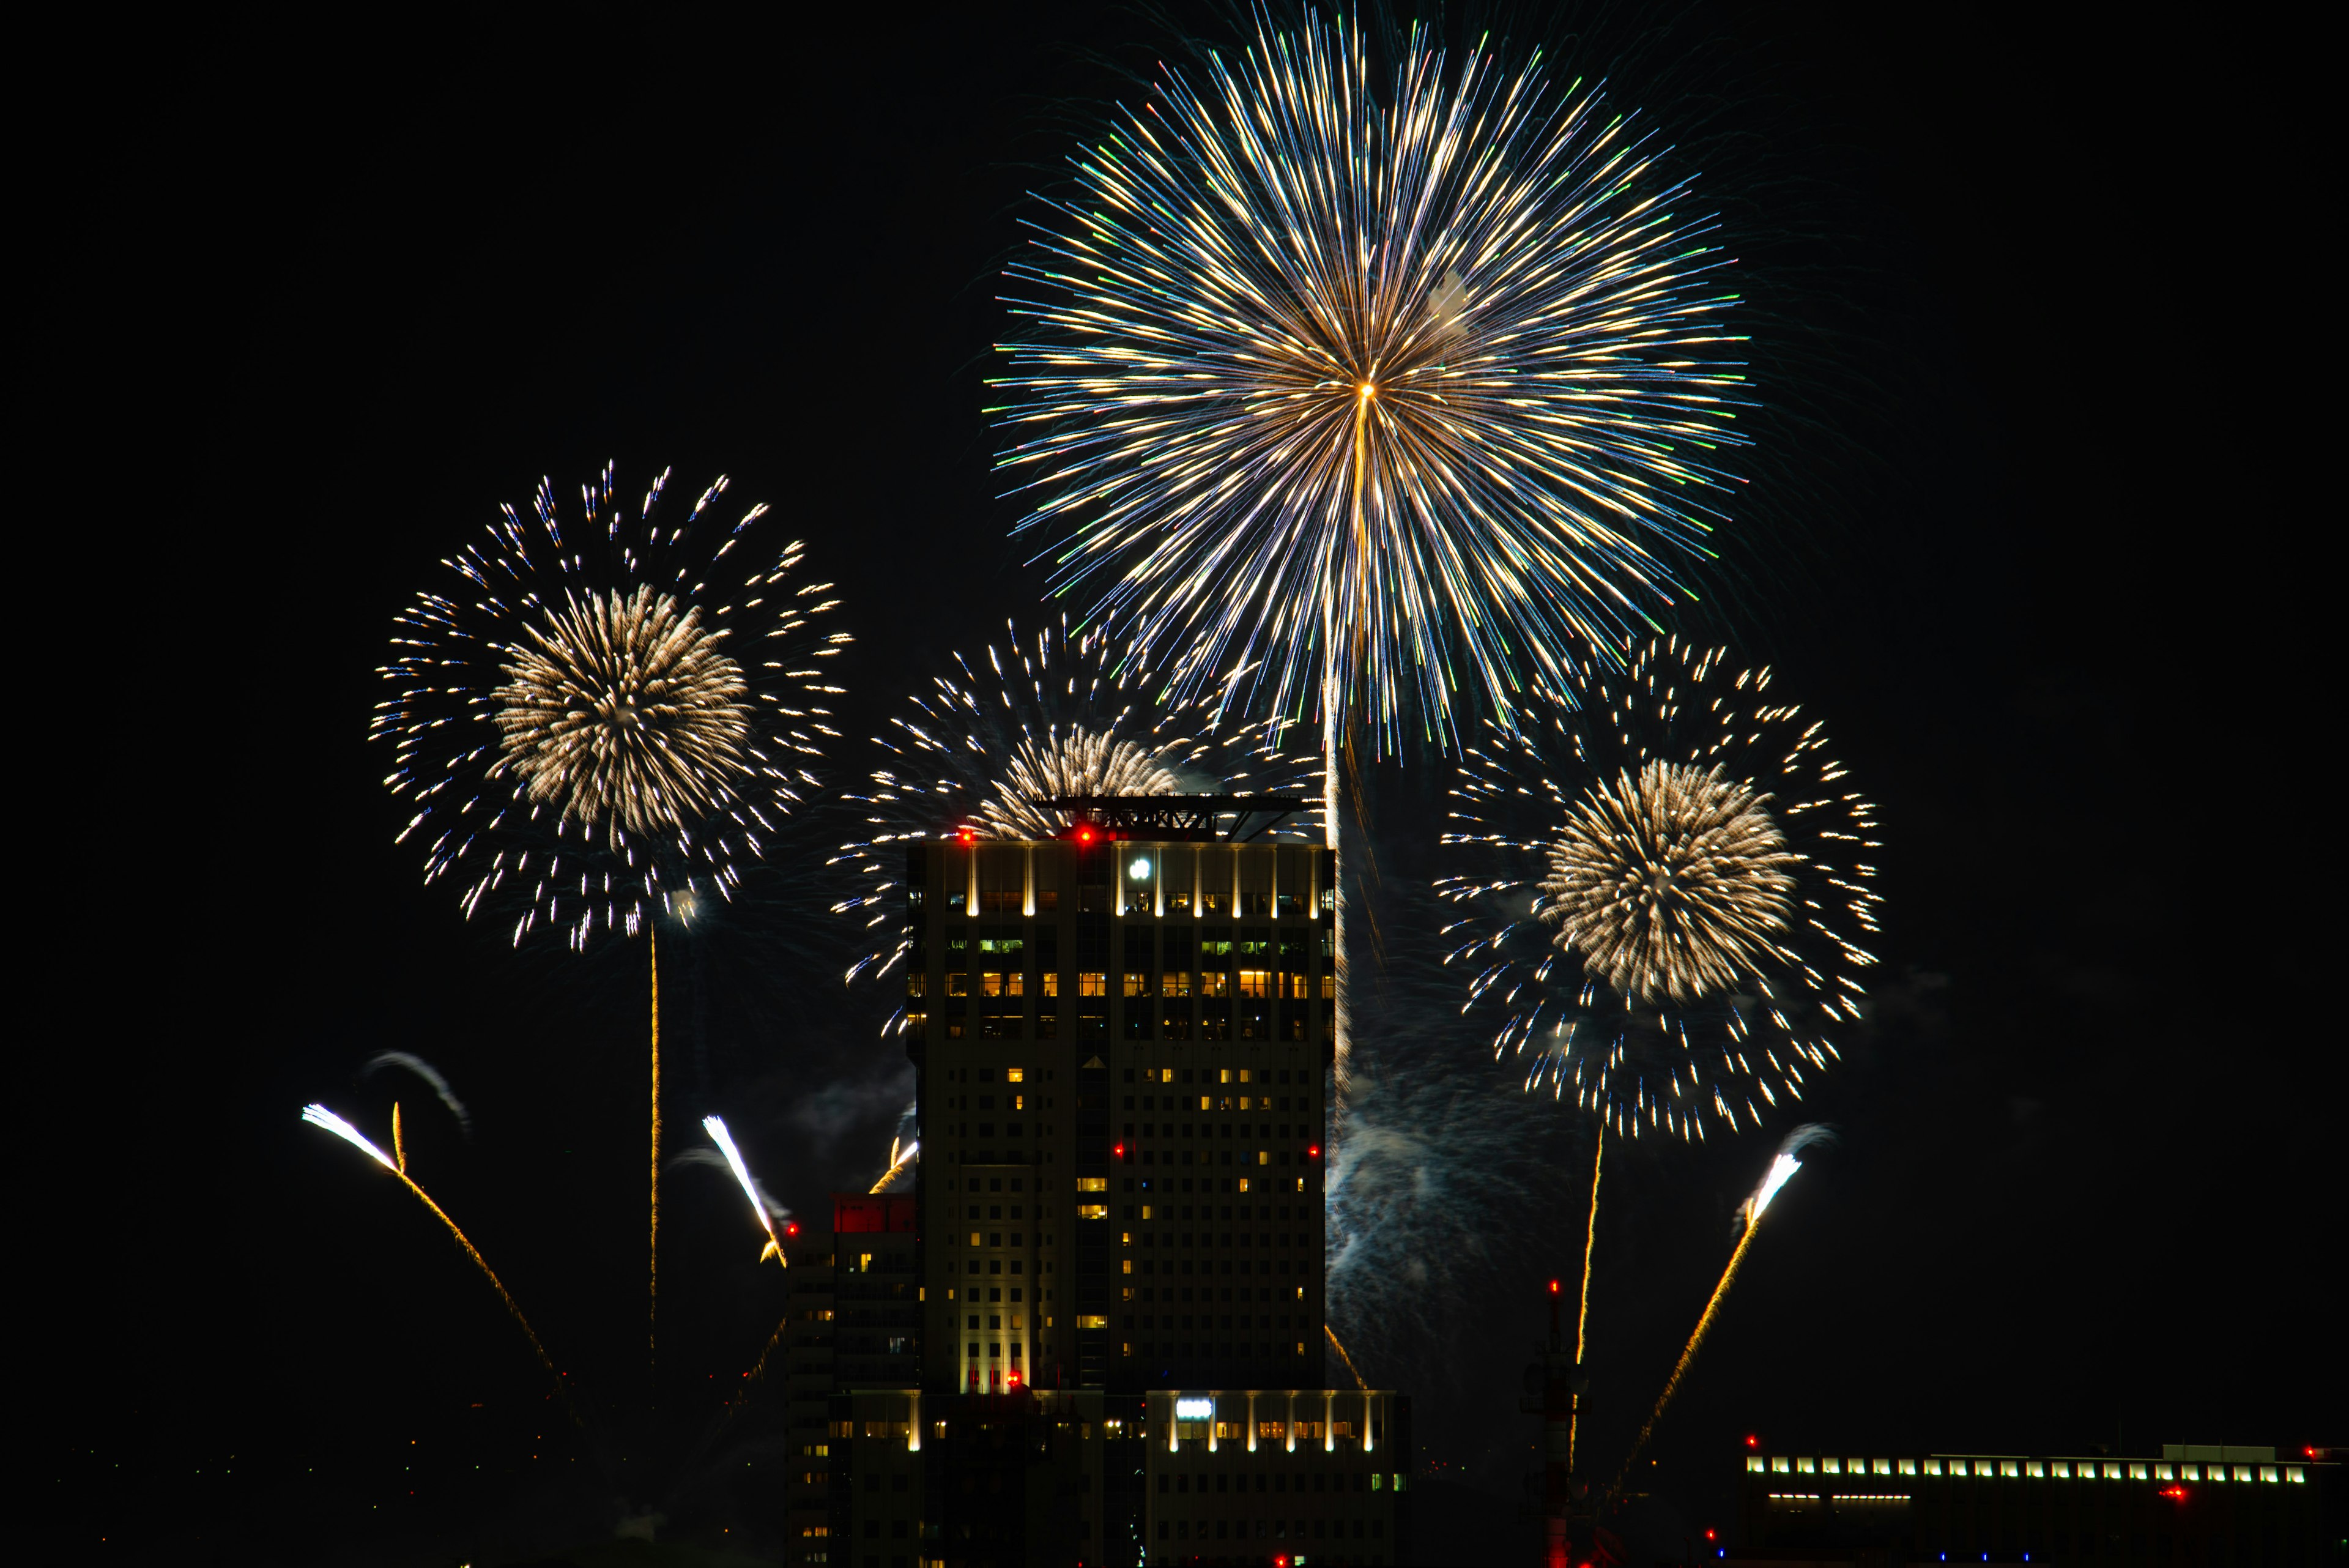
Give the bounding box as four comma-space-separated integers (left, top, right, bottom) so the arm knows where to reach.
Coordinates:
2161, 1485, 2189, 1502
1745, 1434, 1759, 1448
1308, 1145, 1320, 1158
1115, 1143, 1126, 1157
957, 827, 974, 844
1706, 1529, 1718, 1541
784, 1221, 799, 1237
1077, 825, 1095, 844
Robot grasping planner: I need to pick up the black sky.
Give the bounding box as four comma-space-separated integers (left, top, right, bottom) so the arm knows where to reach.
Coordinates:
43, 2, 2336, 1561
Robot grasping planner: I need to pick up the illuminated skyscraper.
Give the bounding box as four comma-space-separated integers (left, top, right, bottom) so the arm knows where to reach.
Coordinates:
805, 797, 1411, 1568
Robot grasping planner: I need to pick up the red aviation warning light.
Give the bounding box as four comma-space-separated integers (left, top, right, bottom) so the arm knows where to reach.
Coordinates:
1549, 1278, 1562, 1295
1114, 1142, 1126, 1158
1745, 1434, 1760, 1449
784, 1221, 800, 1238
957, 827, 975, 844
1308, 1145, 1321, 1159
1705, 1529, 1718, 1542
2160, 1484, 2189, 1502
1075, 823, 1097, 844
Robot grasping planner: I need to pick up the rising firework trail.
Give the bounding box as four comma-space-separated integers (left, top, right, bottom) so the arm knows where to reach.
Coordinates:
1439, 638, 1881, 1140
299, 1104, 560, 1383
831, 617, 1316, 1025
1607, 1124, 1831, 1498
995, 10, 1748, 1098
699, 1115, 788, 1268
375, 463, 848, 1370
870, 1137, 919, 1195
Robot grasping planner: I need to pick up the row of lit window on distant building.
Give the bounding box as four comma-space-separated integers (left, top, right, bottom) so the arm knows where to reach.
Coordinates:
1751, 1456, 2314, 1484
922, 841, 1331, 921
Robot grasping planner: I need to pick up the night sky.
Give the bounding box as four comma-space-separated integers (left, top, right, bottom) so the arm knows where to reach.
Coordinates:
47, 3, 2333, 1562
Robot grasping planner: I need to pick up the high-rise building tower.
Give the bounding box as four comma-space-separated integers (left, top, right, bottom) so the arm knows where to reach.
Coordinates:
904, 801, 1336, 1397
816, 797, 1410, 1568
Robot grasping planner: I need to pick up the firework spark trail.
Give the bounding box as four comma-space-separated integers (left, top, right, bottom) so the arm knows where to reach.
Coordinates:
374, 463, 848, 953
1439, 638, 1882, 1141
700, 1115, 788, 1268
1606, 1124, 1830, 1499
1567, 1121, 1603, 1476
300, 1104, 560, 1381
1327, 1324, 1368, 1392
870, 1138, 919, 1194
831, 617, 1318, 1017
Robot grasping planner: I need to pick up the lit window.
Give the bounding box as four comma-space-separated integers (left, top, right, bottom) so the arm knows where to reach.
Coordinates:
1123, 973, 1151, 997
1078, 1204, 1108, 1219
2027, 1462, 2044, 1478
1078, 972, 1107, 997
1797, 1458, 1816, 1474
1823, 1459, 1840, 1474
1748, 1458, 1766, 1473
1875, 1459, 1893, 1476
2286, 1467, 2306, 1483
1898, 1459, 1918, 1476
1006, 1068, 1025, 1082
1076, 1177, 1108, 1192
2128, 1464, 2147, 1481
1239, 969, 1271, 997
946, 974, 970, 996
1042, 973, 1060, 997
2001, 1462, 2020, 1477
1077, 1314, 1109, 1328
1771, 1458, 1791, 1474
1923, 1460, 1942, 1476
2154, 1464, 2173, 1480
2052, 1463, 2069, 1478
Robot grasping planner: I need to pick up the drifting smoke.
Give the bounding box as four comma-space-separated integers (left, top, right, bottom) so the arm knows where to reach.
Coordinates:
360, 1052, 473, 1135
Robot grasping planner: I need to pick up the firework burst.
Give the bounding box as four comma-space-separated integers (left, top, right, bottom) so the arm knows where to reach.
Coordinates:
1438, 639, 1880, 1140
829, 619, 1319, 1009
374, 464, 849, 949
993, 10, 1746, 747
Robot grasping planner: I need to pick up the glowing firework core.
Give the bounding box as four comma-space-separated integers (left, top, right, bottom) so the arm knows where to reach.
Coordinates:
1542, 761, 1799, 1006
493, 586, 751, 836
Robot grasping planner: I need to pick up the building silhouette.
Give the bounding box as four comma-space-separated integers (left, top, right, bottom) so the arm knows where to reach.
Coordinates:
785, 803, 1410, 1568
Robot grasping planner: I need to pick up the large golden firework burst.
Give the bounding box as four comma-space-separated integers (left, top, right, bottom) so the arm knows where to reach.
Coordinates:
493, 586, 752, 837
1541, 760, 1800, 1006
1438, 638, 1880, 1141
376, 464, 847, 948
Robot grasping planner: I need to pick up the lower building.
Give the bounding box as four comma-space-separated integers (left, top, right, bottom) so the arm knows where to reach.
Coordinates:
1729, 1444, 2335, 1568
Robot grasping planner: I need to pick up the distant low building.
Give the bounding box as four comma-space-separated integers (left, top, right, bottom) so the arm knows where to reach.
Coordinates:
1725, 1443, 2334, 1568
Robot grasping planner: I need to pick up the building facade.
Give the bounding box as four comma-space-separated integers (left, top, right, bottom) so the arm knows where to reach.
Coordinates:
905, 834, 1339, 1398
798, 817, 1409, 1568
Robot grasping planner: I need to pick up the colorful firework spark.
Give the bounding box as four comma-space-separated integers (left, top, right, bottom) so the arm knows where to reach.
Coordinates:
992, 10, 1747, 748
829, 618, 1319, 1011
373, 464, 848, 949
1438, 639, 1880, 1139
